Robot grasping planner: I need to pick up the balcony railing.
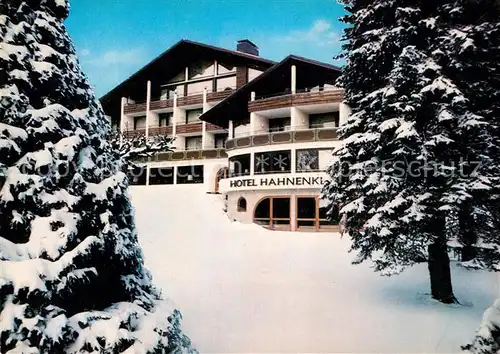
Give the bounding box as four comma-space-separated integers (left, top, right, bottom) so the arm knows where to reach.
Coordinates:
122, 122, 225, 139
123, 87, 236, 114
248, 88, 344, 112
134, 148, 227, 163
225, 127, 338, 150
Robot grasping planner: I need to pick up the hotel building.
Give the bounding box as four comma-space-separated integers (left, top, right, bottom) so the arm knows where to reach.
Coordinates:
100, 39, 350, 231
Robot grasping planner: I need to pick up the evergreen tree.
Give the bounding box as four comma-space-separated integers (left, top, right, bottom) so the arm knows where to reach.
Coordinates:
463, 298, 500, 354
0, 1, 194, 352
322, 0, 499, 303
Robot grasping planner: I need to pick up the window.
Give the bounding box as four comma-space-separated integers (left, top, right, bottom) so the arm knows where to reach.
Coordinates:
297, 197, 317, 229
296, 149, 319, 172
214, 134, 228, 149
268, 117, 291, 132
254, 150, 291, 174
158, 113, 172, 127
309, 112, 340, 128
134, 116, 146, 130
296, 196, 339, 231
127, 166, 147, 185
185, 136, 202, 151
177, 165, 204, 184
149, 167, 174, 185
229, 154, 250, 177
237, 197, 247, 212
253, 197, 291, 229
186, 109, 203, 124
160, 88, 176, 100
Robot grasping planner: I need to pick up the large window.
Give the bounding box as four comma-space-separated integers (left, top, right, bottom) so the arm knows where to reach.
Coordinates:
160, 88, 176, 100
149, 167, 174, 185
296, 149, 319, 172
254, 197, 291, 230
309, 112, 339, 129
254, 150, 291, 174
185, 136, 202, 151
268, 117, 291, 132
158, 113, 172, 127
229, 154, 250, 177
297, 196, 339, 231
134, 116, 146, 130
127, 166, 147, 186
186, 109, 203, 124
177, 165, 204, 184
214, 133, 228, 149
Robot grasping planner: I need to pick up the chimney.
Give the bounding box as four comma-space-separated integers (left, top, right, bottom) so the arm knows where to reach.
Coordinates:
236, 39, 259, 56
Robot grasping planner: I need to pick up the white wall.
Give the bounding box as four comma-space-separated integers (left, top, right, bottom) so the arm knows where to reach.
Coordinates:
174, 107, 186, 124
318, 148, 334, 170
188, 80, 212, 95
216, 76, 236, 91
189, 61, 215, 80
291, 107, 309, 130
339, 102, 351, 126
149, 111, 160, 127
234, 122, 251, 138
218, 62, 236, 74
248, 68, 263, 82
250, 112, 268, 135
204, 131, 215, 149
173, 135, 185, 150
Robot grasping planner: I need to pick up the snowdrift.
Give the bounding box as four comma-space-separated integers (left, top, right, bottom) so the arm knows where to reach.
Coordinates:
131, 185, 499, 353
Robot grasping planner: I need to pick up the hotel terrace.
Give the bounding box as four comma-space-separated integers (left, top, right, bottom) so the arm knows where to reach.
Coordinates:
100, 39, 350, 231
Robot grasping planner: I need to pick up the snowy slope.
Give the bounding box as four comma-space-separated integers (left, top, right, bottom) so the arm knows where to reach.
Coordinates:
131, 185, 499, 353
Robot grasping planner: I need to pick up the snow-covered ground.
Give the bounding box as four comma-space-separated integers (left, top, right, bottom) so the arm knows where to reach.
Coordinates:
131, 185, 498, 353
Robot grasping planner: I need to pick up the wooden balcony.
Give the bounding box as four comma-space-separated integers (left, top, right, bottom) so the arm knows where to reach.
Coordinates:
123, 88, 236, 114
121, 123, 225, 139
149, 126, 173, 136
123, 129, 146, 139
207, 89, 234, 102
124, 102, 147, 114
248, 89, 344, 112
225, 127, 338, 150
150, 98, 174, 111
176, 122, 203, 134
134, 148, 228, 163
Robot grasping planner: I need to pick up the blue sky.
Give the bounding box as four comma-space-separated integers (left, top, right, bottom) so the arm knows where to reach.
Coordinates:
65, 0, 347, 98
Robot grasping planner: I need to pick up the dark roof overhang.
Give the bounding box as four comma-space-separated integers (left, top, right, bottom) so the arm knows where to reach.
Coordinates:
99, 39, 276, 122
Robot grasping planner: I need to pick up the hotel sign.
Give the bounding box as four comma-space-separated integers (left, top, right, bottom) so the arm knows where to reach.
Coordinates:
220, 172, 328, 192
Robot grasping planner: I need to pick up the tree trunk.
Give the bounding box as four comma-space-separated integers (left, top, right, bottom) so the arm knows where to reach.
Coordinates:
428, 241, 457, 304
458, 202, 477, 262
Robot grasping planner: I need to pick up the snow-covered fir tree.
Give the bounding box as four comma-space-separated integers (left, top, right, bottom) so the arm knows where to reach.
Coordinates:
463, 298, 500, 354
322, 0, 500, 303
0, 1, 194, 352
